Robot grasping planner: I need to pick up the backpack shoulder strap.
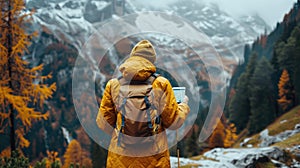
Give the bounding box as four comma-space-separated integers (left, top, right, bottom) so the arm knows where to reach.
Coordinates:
117, 73, 160, 86
117, 77, 128, 86
147, 73, 160, 85
152, 73, 160, 78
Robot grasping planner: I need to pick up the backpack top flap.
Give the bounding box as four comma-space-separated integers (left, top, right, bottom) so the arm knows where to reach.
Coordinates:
117, 77, 154, 122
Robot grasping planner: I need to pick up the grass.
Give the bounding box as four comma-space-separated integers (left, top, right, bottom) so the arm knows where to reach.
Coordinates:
245, 134, 261, 147
267, 106, 300, 136
189, 155, 218, 162
232, 129, 249, 148
233, 106, 300, 148
273, 133, 300, 148
181, 153, 218, 167
233, 132, 261, 148
255, 162, 276, 168
181, 164, 202, 168
189, 155, 205, 161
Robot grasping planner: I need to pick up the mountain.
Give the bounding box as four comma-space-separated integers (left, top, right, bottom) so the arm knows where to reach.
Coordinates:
127, 0, 271, 61
18, 0, 272, 162
25, 0, 272, 93
26, 0, 271, 72
25, 0, 272, 119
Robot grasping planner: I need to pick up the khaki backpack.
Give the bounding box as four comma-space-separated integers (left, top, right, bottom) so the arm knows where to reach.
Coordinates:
113, 73, 161, 148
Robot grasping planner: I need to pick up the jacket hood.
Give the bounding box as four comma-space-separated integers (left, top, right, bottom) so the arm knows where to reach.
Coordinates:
130, 40, 156, 64
119, 56, 156, 81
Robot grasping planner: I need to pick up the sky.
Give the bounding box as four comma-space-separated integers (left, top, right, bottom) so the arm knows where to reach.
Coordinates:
134, 0, 297, 27
204, 0, 297, 27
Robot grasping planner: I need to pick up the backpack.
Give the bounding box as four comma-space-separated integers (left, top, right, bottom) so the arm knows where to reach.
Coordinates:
114, 73, 161, 147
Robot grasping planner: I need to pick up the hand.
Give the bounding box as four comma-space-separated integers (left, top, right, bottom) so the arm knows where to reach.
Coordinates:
182, 95, 189, 104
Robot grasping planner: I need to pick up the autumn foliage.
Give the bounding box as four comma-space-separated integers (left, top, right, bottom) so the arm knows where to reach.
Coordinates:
209, 119, 225, 148
208, 119, 238, 148
0, 0, 56, 152
277, 69, 294, 112
224, 123, 238, 148
63, 140, 92, 168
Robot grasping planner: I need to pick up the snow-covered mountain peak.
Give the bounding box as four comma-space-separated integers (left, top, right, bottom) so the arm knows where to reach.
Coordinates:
126, 0, 271, 61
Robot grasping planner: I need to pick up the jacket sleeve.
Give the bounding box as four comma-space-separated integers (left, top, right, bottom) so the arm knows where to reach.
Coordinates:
96, 80, 117, 135
158, 78, 190, 130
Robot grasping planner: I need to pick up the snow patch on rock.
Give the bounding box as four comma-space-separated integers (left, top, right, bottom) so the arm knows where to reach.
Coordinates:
259, 125, 300, 147
170, 147, 291, 168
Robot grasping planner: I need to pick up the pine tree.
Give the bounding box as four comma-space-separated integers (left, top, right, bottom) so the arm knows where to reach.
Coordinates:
277, 69, 293, 112
34, 151, 61, 168
0, 0, 56, 152
229, 53, 257, 132
0, 150, 29, 168
270, 49, 281, 117
229, 74, 249, 132
274, 41, 286, 69
276, 30, 297, 76
248, 57, 275, 134
278, 37, 295, 73
290, 26, 300, 105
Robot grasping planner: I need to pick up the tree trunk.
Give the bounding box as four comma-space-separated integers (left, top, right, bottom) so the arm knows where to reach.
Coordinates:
7, 0, 16, 153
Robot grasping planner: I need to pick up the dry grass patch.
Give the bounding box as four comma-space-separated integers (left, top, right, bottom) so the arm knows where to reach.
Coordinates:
267, 106, 300, 136
273, 133, 300, 148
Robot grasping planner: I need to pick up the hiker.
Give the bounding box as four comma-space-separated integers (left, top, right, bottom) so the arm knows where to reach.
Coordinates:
96, 40, 190, 167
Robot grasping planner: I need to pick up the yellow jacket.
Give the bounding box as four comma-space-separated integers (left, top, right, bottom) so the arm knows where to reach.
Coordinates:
96, 56, 190, 168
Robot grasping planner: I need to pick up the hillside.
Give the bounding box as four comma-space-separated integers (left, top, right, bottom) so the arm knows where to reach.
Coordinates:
239, 106, 300, 148
171, 106, 300, 167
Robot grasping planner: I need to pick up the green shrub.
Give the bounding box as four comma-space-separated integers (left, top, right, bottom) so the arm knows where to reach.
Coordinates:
0, 151, 29, 168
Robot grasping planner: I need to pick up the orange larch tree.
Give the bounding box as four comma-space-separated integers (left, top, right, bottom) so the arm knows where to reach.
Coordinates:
277, 69, 294, 112
208, 119, 225, 148
0, 0, 56, 154
63, 140, 92, 168
209, 119, 238, 148
223, 123, 238, 148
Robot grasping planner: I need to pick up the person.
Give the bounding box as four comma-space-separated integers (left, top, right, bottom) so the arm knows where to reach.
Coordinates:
96, 40, 190, 167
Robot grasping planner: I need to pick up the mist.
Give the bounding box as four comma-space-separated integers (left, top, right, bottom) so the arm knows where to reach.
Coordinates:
130, 0, 297, 27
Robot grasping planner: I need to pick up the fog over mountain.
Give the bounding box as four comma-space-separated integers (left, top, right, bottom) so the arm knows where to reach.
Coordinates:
130, 0, 296, 26
126, 0, 271, 62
